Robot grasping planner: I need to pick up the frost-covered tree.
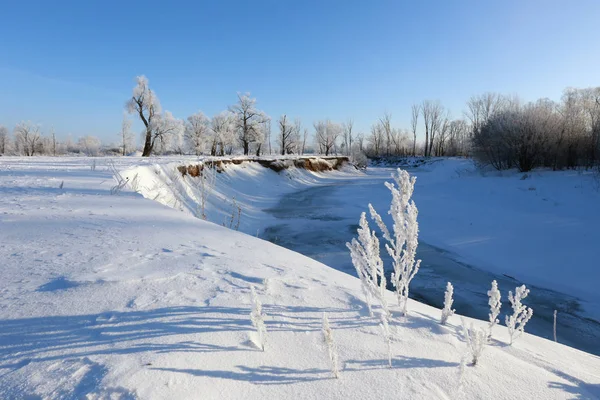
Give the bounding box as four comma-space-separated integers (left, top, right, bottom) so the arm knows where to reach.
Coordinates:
185, 111, 210, 156
322, 313, 340, 378
150, 111, 184, 154
441, 282, 455, 325
379, 312, 393, 368
346, 212, 389, 317
505, 285, 533, 345
0, 125, 9, 154
369, 169, 421, 315
487, 280, 501, 338
120, 114, 135, 156
14, 121, 42, 156
250, 286, 267, 351
314, 120, 341, 156
277, 114, 296, 155
77, 135, 101, 156
210, 111, 235, 156
229, 93, 268, 155
126, 75, 161, 156
460, 318, 487, 366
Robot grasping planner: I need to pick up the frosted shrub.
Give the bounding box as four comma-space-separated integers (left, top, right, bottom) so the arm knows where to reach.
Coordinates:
461, 318, 487, 366
379, 312, 393, 368
369, 168, 421, 315
505, 285, 533, 345
322, 314, 340, 378
487, 280, 502, 338
346, 213, 389, 317
440, 282, 455, 325
250, 286, 267, 351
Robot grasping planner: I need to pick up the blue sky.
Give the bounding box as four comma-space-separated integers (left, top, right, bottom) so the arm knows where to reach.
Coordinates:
1, 0, 599, 143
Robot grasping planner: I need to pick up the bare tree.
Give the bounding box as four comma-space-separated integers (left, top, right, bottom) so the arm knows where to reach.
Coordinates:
154, 112, 185, 154
263, 118, 272, 155
301, 127, 309, 155
277, 114, 295, 155
0, 125, 10, 154
314, 120, 341, 156
422, 100, 444, 156
368, 122, 384, 156
343, 119, 354, 156
119, 114, 134, 156
14, 121, 42, 156
229, 93, 267, 155
126, 76, 161, 156
210, 111, 235, 156
465, 93, 505, 140
410, 104, 420, 156
50, 128, 58, 156
380, 113, 393, 156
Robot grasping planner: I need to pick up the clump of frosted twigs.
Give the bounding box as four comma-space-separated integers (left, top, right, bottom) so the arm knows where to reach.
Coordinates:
440, 282, 455, 325
487, 280, 501, 339
224, 196, 242, 230
250, 286, 267, 351
368, 168, 421, 316
505, 285, 533, 345
379, 312, 393, 368
322, 314, 340, 378
461, 318, 487, 366
346, 212, 389, 317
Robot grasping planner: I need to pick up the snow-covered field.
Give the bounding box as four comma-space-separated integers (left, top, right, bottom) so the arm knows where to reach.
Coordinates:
1, 156, 599, 399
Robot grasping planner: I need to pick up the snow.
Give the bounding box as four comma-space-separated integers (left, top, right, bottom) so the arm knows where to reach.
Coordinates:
0, 156, 599, 399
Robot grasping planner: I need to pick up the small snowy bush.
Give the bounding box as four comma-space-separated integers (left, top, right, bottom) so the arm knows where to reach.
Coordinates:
379, 312, 393, 368
250, 286, 267, 351
440, 282, 455, 325
487, 280, 502, 338
461, 318, 487, 366
322, 313, 340, 378
369, 168, 421, 315
346, 212, 389, 317
505, 285, 533, 345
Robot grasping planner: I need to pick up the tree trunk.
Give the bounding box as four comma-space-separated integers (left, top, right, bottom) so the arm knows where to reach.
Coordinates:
142, 127, 153, 157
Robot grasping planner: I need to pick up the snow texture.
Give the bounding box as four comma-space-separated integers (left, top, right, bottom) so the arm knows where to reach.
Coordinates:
0, 156, 598, 399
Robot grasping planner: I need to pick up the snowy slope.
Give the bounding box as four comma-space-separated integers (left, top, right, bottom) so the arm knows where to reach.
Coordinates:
0, 157, 599, 399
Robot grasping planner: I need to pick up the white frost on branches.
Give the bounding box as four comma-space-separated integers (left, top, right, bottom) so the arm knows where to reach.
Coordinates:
461, 318, 487, 366
346, 213, 389, 317
379, 312, 393, 368
440, 282, 455, 325
369, 168, 421, 315
487, 280, 502, 338
505, 285, 533, 345
322, 313, 340, 378
250, 286, 267, 351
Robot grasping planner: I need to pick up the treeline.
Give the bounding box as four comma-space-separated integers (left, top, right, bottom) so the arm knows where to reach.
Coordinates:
0, 122, 113, 157
2, 75, 599, 174
470, 89, 600, 171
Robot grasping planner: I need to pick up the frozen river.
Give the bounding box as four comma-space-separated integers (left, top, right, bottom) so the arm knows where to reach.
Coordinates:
262, 170, 600, 356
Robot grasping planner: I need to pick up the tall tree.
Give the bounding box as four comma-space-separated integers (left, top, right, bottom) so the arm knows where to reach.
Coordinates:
0, 125, 9, 154
14, 121, 41, 156
343, 119, 354, 156
185, 111, 210, 156
314, 120, 341, 156
410, 104, 420, 156
422, 100, 443, 157
229, 93, 267, 155
126, 76, 161, 156
277, 114, 295, 155
120, 114, 134, 156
